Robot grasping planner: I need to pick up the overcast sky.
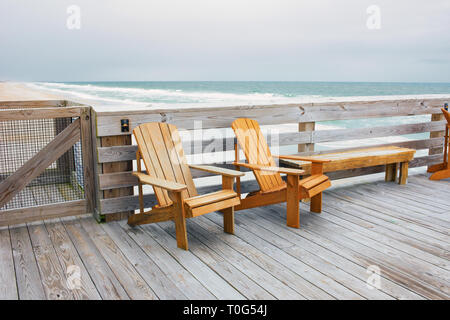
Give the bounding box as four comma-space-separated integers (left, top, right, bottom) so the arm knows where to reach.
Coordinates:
1, 0, 449, 82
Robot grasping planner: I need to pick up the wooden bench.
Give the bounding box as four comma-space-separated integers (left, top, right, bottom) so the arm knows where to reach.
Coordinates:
279, 146, 416, 185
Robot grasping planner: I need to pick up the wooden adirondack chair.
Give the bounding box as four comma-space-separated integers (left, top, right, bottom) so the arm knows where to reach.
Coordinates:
428, 108, 450, 180
129, 122, 244, 250
232, 118, 331, 228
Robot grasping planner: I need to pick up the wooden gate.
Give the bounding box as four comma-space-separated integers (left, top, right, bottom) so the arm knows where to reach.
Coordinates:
0, 100, 95, 226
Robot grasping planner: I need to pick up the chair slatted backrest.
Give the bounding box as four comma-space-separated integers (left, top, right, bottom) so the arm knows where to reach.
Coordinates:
232, 118, 284, 192
443, 108, 450, 125
133, 122, 198, 207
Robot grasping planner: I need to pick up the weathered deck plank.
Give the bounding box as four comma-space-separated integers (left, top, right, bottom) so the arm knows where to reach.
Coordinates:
101, 221, 187, 299
189, 218, 331, 299
325, 192, 450, 255
0, 174, 449, 300
266, 203, 450, 298
118, 220, 216, 300
9, 225, 46, 299
28, 222, 74, 300
319, 197, 450, 269
79, 217, 158, 300
62, 217, 130, 300
44, 219, 101, 300
142, 223, 246, 300
0, 227, 18, 299
238, 208, 424, 299
158, 221, 275, 300
204, 212, 391, 299
257, 205, 448, 299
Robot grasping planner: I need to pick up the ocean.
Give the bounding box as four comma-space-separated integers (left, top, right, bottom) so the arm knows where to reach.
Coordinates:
27, 81, 450, 166
28, 81, 450, 109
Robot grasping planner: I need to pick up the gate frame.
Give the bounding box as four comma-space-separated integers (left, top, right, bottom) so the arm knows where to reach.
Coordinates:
0, 100, 96, 226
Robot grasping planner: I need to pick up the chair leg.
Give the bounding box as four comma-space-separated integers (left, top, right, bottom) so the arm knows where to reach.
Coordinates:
310, 193, 322, 213
222, 207, 235, 234
174, 208, 188, 250
171, 192, 188, 250
286, 175, 300, 228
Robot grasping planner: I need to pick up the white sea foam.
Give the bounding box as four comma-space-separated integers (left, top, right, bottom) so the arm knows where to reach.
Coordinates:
28, 81, 323, 108
26, 82, 147, 106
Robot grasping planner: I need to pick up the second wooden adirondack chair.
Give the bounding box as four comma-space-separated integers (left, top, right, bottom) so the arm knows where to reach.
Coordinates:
232, 118, 331, 228
428, 108, 450, 180
129, 122, 244, 250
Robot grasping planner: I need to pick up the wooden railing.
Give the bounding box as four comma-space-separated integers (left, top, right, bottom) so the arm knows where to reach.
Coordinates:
92, 95, 449, 219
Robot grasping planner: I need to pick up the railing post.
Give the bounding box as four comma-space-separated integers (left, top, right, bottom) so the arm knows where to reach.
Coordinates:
298, 122, 315, 154
429, 112, 445, 170
100, 134, 134, 221
80, 107, 95, 214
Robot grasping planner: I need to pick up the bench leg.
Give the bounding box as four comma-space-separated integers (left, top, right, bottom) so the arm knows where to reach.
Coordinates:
286, 175, 300, 228
385, 163, 398, 182
310, 193, 322, 213
399, 162, 409, 185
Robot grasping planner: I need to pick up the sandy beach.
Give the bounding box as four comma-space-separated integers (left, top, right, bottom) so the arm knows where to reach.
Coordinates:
0, 82, 64, 101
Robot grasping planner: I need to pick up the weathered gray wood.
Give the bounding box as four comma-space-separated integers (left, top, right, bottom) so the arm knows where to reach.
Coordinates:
79, 217, 157, 300
188, 217, 328, 299
141, 223, 245, 299
429, 113, 446, 159
89, 109, 104, 222
0, 107, 83, 120
328, 190, 450, 252
278, 121, 445, 145
9, 225, 46, 299
44, 218, 101, 300
319, 202, 450, 271
80, 108, 95, 213
0, 228, 18, 299
297, 212, 450, 296
253, 205, 441, 299
337, 188, 450, 237
323, 192, 450, 258
0, 200, 87, 227
95, 97, 449, 136
1, 173, 449, 300
158, 221, 274, 299
0, 100, 69, 108
204, 213, 388, 299
237, 208, 424, 299
262, 204, 449, 299
28, 222, 74, 300
118, 220, 216, 300
101, 221, 187, 299
62, 217, 130, 300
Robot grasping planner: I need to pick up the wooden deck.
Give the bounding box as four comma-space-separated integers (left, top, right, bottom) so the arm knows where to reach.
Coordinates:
0, 174, 449, 300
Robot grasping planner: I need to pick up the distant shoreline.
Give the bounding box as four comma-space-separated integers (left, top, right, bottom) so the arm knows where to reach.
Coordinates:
0, 82, 62, 101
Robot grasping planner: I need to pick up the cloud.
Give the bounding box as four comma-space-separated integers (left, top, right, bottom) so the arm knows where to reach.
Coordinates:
0, 0, 449, 81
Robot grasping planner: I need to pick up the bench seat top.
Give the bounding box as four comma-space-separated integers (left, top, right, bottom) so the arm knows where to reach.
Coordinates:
280, 146, 416, 173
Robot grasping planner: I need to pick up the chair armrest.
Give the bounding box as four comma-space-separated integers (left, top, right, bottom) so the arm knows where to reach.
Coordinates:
189, 164, 245, 177
233, 162, 305, 176
274, 155, 331, 163
132, 172, 187, 192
